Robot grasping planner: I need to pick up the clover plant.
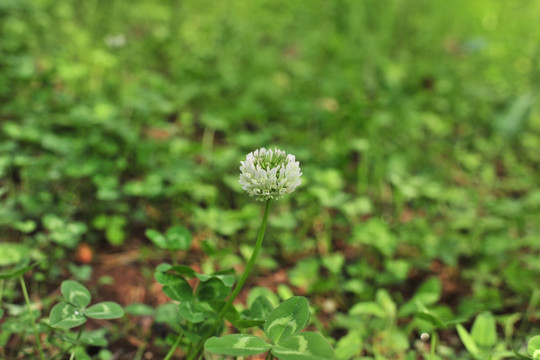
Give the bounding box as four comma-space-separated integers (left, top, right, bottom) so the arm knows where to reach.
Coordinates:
146, 224, 193, 265
49, 280, 124, 360
205, 296, 334, 359
0, 257, 44, 360
453, 311, 524, 360
154, 148, 333, 359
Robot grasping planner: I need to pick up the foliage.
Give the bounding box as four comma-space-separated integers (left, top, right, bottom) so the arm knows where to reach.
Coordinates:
1, 0, 540, 358
205, 296, 334, 359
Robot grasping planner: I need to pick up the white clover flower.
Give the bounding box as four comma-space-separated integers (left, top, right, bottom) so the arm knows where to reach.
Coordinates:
239, 147, 302, 201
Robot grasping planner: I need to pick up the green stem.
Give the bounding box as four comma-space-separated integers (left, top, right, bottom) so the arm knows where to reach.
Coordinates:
76, 323, 85, 340
187, 199, 272, 360
19, 275, 45, 360
518, 288, 540, 337
163, 329, 185, 360
69, 323, 86, 360
430, 331, 438, 359
133, 330, 151, 360
170, 249, 178, 266
0, 279, 4, 307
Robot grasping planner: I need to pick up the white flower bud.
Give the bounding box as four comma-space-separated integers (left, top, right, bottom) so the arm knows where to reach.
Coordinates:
239, 147, 302, 201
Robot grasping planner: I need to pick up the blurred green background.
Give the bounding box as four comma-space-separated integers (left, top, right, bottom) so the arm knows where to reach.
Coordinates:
1, 0, 540, 357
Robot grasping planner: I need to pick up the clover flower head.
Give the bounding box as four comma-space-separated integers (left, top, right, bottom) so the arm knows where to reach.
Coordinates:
239, 147, 302, 201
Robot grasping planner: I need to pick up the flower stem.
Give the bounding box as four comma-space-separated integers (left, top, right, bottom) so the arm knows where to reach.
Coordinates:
188, 199, 272, 360
19, 275, 45, 360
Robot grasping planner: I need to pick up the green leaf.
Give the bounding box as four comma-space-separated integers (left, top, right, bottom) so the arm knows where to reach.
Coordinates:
57, 333, 81, 345
235, 319, 266, 328
155, 272, 193, 301
183, 328, 203, 344
146, 229, 168, 249
49, 302, 87, 329
248, 295, 275, 320
3, 309, 41, 332
61, 280, 92, 308
45, 215, 87, 248
80, 329, 108, 347
335, 330, 362, 360
54, 329, 109, 347
514, 350, 534, 359
146, 226, 192, 250
0, 243, 29, 266
178, 301, 206, 323
221, 301, 263, 329
352, 218, 397, 257
265, 296, 310, 344
165, 225, 192, 250
493, 93, 533, 140
383, 329, 409, 354
415, 309, 446, 329
104, 216, 126, 246
74, 346, 92, 360
247, 287, 280, 308
399, 277, 442, 316
415, 277, 442, 305
43, 213, 65, 231
84, 302, 124, 319
154, 270, 176, 285
125, 303, 155, 316
272, 332, 335, 359
376, 289, 396, 319
98, 349, 113, 360
0, 261, 38, 280
205, 334, 271, 356
349, 301, 386, 318
528, 335, 540, 359
155, 263, 173, 272
195, 272, 235, 288
69, 264, 93, 282
288, 258, 319, 291
154, 303, 182, 329
456, 324, 480, 357
13, 220, 37, 234
168, 264, 197, 278
320, 253, 345, 275
2, 318, 28, 333
471, 312, 497, 348
197, 278, 231, 301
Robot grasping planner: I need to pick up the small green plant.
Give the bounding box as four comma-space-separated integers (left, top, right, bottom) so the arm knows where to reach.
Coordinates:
145, 224, 193, 264
0, 256, 44, 360
49, 280, 124, 360
154, 262, 236, 358
456, 312, 514, 359
187, 148, 304, 358
155, 148, 333, 359
205, 296, 334, 359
